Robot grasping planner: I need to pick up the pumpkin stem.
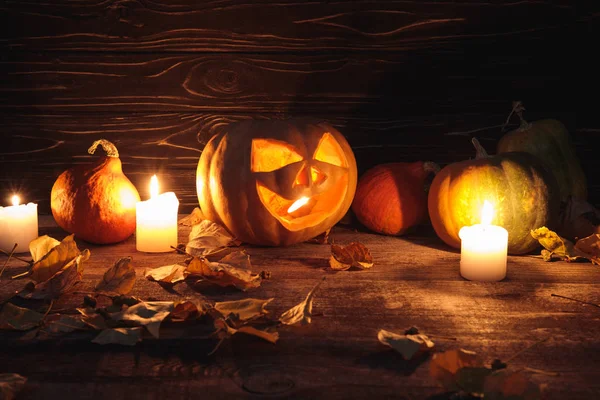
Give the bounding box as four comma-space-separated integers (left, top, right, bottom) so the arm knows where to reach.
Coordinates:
502, 100, 532, 132
88, 139, 119, 158
472, 138, 489, 159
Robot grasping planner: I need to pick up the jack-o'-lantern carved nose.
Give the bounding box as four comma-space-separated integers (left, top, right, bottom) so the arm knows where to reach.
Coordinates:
294, 164, 327, 188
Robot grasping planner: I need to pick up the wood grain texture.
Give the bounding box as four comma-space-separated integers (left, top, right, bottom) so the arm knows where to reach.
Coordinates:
1, 216, 600, 399
1, 0, 596, 52
1, 111, 598, 214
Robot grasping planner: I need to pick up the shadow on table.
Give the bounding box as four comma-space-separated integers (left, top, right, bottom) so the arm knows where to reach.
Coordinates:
356, 349, 430, 376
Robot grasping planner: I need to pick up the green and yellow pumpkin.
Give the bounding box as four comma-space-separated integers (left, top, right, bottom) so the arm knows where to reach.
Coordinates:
428, 138, 560, 255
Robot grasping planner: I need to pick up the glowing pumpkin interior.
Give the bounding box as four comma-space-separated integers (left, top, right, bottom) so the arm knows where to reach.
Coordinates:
252, 133, 349, 231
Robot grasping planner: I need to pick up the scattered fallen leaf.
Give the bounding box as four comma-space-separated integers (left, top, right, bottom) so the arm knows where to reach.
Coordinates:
214, 318, 279, 344
483, 370, 543, 400
92, 327, 142, 346
145, 264, 186, 284
95, 257, 136, 294
29, 235, 60, 262
110, 301, 174, 338
377, 327, 435, 360
530, 227, 587, 262
77, 308, 108, 330
574, 234, 600, 265
306, 229, 331, 244
280, 277, 325, 325
0, 303, 44, 331
185, 220, 241, 257
44, 314, 86, 334
24, 250, 90, 300
214, 298, 273, 322
0, 373, 27, 400
178, 207, 206, 226
186, 251, 265, 291
430, 348, 482, 391
29, 234, 81, 283
168, 299, 209, 322
329, 242, 373, 270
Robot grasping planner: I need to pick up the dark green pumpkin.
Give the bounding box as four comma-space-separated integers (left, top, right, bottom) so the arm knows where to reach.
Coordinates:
497, 102, 587, 202
428, 139, 560, 255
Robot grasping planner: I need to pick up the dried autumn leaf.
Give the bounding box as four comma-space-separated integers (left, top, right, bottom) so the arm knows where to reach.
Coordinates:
329, 242, 373, 270
145, 264, 186, 284
214, 298, 273, 322
0, 373, 27, 400
530, 227, 588, 262
557, 196, 600, 241
110, 301, 174, 338
28, 235, 60, 262
25, 250, 90, 300
574, 233, 600, 265
455, 367, 494, 395
483, 370, 543, 400
30, 234, 81, 283
92, 327, 142, 346
306, 228, 331, 244
430, 348, 482, 391
178, 207, 206, 226
76, 308, 107, 330
377, 328, 435, 360
186, 251, 263, 291
0, 303, 44, 331
95, 257, 136, 294
168, 299, 209, 322
280, 277, 325, 326
44, 314, 86, 334
214, 318, 279, 344
185, 220, 241, 257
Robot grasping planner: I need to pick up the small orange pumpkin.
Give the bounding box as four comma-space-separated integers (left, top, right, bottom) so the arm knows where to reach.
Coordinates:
51, 140, 140, 244
351, 162, 439, 235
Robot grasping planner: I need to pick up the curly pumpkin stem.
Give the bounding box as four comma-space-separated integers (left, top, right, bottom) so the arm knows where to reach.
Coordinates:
502, 100, 532, 132
472, 137, 489, 159
88, 139, 119, 158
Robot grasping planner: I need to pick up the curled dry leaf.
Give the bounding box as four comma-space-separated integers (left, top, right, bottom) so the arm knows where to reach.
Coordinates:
29, 234, 81, 283
110, 301, 174, 338
214, 298, 273, 322
76, 308, 108, 330
44, 314, 86, 334
329, 242, 373, 271
377, 327, 435, 360
95, 257, 136, 294
0, 303, 44, 331
530, 227, 587, 262
186, 251, 264, 291
145, 264, 186, 284
178, 207, 206, 226
29, 235, 60, 263
185, 220, 241, 258
574, 234, 600, 265
0, 373, 27, 400
280, 277, 325, 326
168, 299, 209, 322
24, 250, 90, 300
306, 228, 331, 244
430, 348, 482, 391
92, 327, 142, 346
213, 318, 279, 345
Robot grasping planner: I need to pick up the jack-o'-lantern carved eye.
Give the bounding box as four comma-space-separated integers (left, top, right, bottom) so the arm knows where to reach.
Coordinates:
251, 139, 303, 172
313, 132, 348, 167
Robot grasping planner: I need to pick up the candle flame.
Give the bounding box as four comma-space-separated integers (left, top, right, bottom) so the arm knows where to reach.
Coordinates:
150, 175, 159, 199
11, 195, 20, 206
287, 196, 309, 214
481, 200, 494, 225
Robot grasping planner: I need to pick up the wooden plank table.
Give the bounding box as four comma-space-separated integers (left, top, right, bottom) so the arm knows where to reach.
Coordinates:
1, 216, 600, 400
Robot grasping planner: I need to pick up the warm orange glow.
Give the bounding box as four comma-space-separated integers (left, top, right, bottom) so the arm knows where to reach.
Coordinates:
481, 200, 494, 225
11, 195, 19, 206
150, 175, 159, 199
251, 139, 303, 172
287, 196, 310, 213
313, 132, 348, 167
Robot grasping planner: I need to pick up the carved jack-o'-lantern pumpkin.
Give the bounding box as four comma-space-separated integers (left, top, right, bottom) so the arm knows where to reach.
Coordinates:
196, 119, 357, 246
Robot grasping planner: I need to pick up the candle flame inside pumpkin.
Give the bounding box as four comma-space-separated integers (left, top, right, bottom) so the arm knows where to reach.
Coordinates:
481, 200, 494, 226
287, 196, 310, 214
11, 195, 19, 206
150, 175, 159, 199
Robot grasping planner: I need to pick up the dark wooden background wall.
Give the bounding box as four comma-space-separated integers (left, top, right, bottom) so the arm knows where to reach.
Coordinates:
1, 1, 598, 214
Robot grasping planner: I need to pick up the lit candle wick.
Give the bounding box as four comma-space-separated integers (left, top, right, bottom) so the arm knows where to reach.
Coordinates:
11, 195, 20, 207
481, 200, 493, 226
288, 196, 309, 214
150, 175, 159, 199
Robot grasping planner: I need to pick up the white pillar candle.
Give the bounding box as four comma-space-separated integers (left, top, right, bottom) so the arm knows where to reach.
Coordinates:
136, 175, 179, 253
0, 195, 38, 254
458, 200, 508, 282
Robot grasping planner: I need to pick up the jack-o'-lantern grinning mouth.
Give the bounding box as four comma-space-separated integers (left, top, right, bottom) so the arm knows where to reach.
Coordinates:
256, 175, 348, 231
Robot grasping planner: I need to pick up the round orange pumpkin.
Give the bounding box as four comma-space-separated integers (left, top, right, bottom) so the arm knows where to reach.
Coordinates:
352, 162, 439, 235
51, 140, 140, 244
196, 119, 358, 246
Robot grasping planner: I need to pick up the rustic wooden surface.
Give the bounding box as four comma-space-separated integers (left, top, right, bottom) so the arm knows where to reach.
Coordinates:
1, 1, 599, 213
1, 216, 600, 400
